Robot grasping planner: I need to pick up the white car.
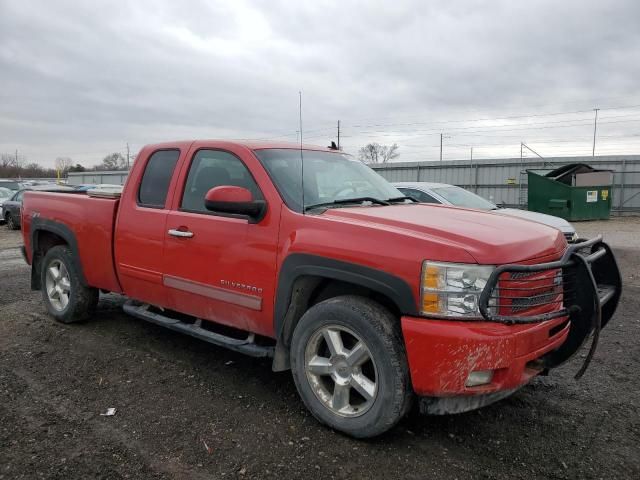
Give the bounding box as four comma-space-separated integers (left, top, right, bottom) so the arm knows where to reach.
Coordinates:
394, 182, 578, 242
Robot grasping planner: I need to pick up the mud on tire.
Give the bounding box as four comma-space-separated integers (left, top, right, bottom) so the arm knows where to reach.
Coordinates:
290, 295, 412, 438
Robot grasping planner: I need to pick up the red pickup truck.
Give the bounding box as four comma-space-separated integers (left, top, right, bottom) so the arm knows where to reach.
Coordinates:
21, 140, 621, 438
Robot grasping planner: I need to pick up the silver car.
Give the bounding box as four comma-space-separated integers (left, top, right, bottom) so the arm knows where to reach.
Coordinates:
0, 187, 13, 224
394, 182, 578, 242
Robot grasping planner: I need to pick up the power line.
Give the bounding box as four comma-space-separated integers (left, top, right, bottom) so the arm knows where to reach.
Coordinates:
332, 94, 640, 128
344, 112, 640, 137
345, 117, 640, 139
347, 103, 640, 130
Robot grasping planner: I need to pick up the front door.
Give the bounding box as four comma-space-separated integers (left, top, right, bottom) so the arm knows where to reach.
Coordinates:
162, 147, 279, 337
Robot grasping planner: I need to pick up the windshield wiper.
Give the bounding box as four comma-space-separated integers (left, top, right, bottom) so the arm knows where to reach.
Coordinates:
386, 196, 417, 203
304, 197, 390, 212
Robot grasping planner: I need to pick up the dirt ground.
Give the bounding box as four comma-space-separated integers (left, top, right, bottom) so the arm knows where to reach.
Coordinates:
1, 219, 639, 479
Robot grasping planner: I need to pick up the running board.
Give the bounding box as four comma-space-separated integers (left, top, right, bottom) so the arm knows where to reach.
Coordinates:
123, 301, 274, 358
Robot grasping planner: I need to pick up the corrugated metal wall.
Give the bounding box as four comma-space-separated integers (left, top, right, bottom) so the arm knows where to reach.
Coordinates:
66, 171, 129, 186
372, 155, 640, 214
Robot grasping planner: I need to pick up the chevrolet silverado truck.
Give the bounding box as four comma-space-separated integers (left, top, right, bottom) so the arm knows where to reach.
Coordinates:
21, 140, 622, 438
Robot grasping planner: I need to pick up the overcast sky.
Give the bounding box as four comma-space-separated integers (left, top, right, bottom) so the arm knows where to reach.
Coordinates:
1, 0, 640, 167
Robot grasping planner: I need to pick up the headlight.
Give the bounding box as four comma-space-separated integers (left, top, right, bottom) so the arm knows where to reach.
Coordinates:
421, 261, 495, 318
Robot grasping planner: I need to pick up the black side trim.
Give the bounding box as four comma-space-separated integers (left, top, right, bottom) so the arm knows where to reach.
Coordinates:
274, 253, 418, 337
30, 218, 87, 289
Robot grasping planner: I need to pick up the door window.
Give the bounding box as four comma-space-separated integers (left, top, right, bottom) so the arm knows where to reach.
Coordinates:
138, 150, 180, 208
180, 150, 262, 213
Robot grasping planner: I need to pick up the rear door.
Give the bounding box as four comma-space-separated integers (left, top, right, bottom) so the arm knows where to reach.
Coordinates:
162, 146, 279, 336
114, 148, 182, 307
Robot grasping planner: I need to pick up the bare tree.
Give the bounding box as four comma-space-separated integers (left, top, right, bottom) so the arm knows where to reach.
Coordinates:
358, 143, 400, 164
101, 152, 127, 170
0, 154, 56, 179
1, 152, 26, 177
55, 156, 73, 173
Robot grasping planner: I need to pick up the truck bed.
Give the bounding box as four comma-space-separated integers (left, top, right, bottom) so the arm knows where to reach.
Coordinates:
22, 191, 122, 293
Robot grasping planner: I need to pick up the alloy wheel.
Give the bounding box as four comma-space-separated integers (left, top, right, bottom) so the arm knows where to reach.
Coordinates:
45, 259, 71, 311
304, 325, 378, 417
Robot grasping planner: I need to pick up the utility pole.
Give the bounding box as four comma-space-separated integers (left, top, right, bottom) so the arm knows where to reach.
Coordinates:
592, 108, 599, 157
337, 120, 341, 150
126, 143, 130, 170
440, 133, 443, 161
470, 147, 473, 161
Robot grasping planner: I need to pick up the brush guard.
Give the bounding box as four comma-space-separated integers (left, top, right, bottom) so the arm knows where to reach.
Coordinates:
478, 236, 622, 379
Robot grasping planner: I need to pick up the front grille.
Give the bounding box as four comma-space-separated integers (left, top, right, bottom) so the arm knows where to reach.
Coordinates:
495, 268, 566, 316
479, 236, 618, 324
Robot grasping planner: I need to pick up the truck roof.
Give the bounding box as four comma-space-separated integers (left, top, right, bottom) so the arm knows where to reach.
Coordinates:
143, 139, 339, 152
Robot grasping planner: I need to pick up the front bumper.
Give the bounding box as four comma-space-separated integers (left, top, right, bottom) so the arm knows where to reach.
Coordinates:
402, 315, 570, 396
402, 236, 622, 403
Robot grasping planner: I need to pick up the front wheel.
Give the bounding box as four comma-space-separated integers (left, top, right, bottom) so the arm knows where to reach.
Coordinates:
41, 246, 99, 323
290, 295, 412, 438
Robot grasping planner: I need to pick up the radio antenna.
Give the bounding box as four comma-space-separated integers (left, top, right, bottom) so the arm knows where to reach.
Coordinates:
299, 90, 305, 214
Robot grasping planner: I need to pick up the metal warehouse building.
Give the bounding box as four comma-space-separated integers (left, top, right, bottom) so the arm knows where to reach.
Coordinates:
372, 155, 640, 215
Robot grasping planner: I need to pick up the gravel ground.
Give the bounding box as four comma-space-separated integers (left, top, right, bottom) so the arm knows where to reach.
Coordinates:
1, 219, 639, 479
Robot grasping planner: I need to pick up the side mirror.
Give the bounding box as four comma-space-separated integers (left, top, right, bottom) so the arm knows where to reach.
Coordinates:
204, 186, 266, 221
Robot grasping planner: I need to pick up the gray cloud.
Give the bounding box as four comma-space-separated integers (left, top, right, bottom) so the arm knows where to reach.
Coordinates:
1, 0, 639, 166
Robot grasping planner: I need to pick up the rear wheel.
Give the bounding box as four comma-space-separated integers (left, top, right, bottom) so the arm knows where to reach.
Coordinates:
290, 295, 412, 438
41, 246, 99, 323
6, 213, 18, 230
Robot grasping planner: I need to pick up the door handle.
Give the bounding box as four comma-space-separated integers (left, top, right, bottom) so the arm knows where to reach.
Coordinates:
168, 229, 194, 238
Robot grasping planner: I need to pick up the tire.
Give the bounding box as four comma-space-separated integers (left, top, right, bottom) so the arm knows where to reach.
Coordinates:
40, 245, 99, 323
6, 213, 18, 230
290, 295, 412, 438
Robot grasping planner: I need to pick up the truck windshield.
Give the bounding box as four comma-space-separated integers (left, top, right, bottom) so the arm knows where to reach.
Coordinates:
432, 186, 498, 210
254, 149, 403, 212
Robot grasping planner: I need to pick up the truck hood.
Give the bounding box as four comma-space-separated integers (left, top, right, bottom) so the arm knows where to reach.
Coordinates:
495, 208, 574, 234
321, 203, 566, 264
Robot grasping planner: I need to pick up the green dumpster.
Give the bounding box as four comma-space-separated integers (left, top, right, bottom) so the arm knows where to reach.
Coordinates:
527, 163, 613, 221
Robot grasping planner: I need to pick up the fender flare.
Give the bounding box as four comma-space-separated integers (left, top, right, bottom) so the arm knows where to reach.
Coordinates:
274, 254, 418, 336
271, 254, 418, 371
30, 218, 87, 289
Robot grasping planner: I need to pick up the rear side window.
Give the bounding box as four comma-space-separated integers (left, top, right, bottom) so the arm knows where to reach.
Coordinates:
138, 150, 180, 207
0, 181, 21, 190
180, 149, 262, 213
399, 188, 439, 204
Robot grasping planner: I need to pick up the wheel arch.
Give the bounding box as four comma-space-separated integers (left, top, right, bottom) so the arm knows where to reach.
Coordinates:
271, 253, 418, 371
30, 219, 87, 290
